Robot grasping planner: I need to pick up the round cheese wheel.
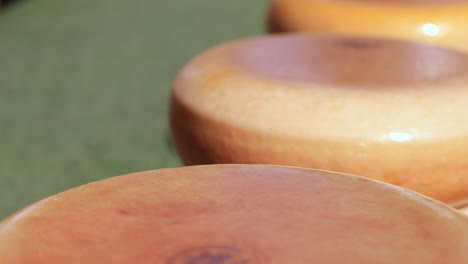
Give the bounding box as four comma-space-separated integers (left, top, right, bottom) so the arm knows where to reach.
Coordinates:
268, 0, 468, 52
1, 165, 467, 263
170, 34, 468, 207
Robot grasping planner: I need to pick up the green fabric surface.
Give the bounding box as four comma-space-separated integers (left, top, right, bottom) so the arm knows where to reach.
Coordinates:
0, 0, 268, 218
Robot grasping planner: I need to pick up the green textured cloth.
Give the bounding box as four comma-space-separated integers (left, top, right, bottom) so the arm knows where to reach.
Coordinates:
0, 0, 268, 218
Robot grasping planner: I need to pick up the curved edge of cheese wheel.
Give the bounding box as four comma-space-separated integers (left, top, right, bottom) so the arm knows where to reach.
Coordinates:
268, 0, 468, 52
170, 34, 468, 207
1, 165, 468, 264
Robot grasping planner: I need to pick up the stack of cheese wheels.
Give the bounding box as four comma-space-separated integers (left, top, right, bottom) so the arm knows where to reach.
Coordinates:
268, 0, 468, 52
170, 34, 468, 210
1, 165, 467, 263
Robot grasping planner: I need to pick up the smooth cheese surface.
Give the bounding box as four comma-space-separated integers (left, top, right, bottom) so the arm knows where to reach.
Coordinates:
0, 165, 467, 263
268, 0, 468, 52
173, 35, 468, 141
170, 35, 468, 205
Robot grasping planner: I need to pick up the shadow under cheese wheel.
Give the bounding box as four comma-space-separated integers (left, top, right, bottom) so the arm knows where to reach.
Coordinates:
267, 0, 468, 53
170, 34, 468, 208
0, 165, 467, 263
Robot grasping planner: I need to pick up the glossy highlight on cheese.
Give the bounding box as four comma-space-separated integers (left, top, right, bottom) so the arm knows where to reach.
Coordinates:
1, 165, 467, 263
170, 34, 468, 207
268, 0, 468, 52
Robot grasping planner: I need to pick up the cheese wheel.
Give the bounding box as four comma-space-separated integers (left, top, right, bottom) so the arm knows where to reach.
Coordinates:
170, 34, 468, 207
268, 0, 468, 52
1, 165, 467, 263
